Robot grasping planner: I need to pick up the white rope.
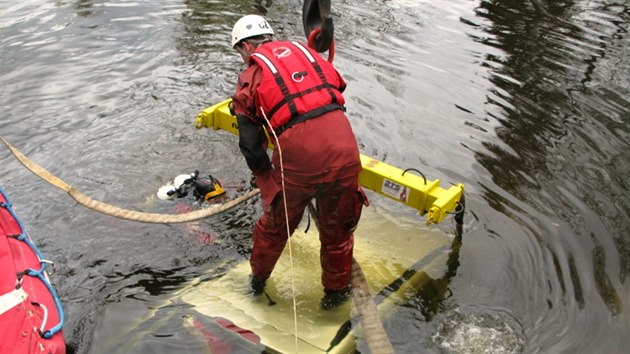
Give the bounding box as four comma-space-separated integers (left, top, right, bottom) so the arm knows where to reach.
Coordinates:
38, 303, 49, 332
259, 107, 299, 353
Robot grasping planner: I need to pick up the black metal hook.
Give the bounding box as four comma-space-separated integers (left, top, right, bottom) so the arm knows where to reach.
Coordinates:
303, 0, 334, 53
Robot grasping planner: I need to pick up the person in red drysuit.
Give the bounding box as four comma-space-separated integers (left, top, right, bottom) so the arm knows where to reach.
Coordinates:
229, 14, 367, 309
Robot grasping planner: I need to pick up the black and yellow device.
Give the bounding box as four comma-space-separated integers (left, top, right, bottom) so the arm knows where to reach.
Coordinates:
195, 99, 464, 225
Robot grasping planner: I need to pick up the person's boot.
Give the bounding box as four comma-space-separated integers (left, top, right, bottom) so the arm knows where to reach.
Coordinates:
249, 275, 266, 295
321, 287, 351, 310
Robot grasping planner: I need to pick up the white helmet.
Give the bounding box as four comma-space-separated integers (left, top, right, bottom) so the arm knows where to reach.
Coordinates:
231, 15, 274, 48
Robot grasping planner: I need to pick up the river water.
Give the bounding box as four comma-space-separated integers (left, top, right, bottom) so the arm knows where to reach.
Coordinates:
1, 0, 628, 353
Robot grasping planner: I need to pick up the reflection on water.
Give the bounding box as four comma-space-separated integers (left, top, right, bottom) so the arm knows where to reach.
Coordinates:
460, 0, 629, 351
1, 0, 629, 353
471, 0, 628, 313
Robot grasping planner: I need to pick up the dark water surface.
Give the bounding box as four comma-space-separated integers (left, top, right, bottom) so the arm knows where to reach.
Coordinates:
1, 0, 628, 353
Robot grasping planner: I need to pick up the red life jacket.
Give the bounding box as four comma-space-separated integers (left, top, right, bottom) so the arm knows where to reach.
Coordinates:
250, 41, 346, 133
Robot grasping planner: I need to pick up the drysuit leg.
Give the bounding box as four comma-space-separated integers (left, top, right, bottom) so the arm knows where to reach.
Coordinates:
316, 176, 366, 291
250, 181, 312, 281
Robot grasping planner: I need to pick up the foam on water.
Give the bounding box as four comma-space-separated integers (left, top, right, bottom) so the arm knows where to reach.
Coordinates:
431, 306, 525, 354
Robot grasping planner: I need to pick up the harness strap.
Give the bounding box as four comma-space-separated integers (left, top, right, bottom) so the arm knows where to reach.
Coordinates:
275, 103, 344, 136
267, 82, 338, 118
291, 42, 338, 104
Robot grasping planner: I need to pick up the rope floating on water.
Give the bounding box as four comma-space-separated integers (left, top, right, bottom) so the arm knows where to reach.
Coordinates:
1, 136, 259, 224
350, 258, 396, 354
